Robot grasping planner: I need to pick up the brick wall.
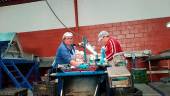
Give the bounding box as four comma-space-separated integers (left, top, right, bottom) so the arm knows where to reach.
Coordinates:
18, 28, 82, 57
80, 17, 170, 54
18, 16, 170, 81
18, 17, 170, 57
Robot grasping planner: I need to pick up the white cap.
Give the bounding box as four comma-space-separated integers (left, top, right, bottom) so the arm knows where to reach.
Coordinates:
98, 31, 109, 41
62, 32, 73, 39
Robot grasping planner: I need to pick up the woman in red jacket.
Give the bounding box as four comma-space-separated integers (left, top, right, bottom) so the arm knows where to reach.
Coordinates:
98, 31, 123, 62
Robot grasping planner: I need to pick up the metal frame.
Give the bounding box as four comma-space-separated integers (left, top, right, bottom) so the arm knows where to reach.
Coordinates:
0, 32, 40, 90
55, 71, 106, 96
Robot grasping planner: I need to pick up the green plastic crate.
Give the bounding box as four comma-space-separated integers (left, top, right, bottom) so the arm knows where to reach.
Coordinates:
132, 68, 148, 83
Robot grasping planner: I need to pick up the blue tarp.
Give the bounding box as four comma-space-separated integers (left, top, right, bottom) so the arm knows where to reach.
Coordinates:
0, 32, 16, 41
0, 32, 16, 52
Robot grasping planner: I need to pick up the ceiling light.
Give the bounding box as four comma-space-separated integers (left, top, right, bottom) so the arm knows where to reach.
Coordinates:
166, 22, 170, 28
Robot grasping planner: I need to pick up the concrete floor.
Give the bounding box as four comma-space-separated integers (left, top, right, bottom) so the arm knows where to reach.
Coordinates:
108, 84, 161, 96
2, 82, 169, 96
149, 82, 170, 96
28, 89, 33, 96
135, 84, 161, 96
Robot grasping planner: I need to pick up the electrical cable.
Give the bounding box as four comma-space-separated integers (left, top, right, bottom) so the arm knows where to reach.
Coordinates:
44, 0, 83, 37
45, 0, 73, 32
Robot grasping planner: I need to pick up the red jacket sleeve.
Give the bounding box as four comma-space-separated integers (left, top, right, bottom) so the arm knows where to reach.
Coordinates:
105, 37, 122, 61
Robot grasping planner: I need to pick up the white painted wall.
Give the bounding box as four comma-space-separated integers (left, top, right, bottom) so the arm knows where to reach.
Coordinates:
0, 0, 170, 32
78, 0, 170, 26
0, 0, 74, 32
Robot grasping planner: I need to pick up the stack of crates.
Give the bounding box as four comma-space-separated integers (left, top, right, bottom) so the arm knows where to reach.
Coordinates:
33, 80, 57, 96
0, 88, 27, 96
132, 68, 148, 83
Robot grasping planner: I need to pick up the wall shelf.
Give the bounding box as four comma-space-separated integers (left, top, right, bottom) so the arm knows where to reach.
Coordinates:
146, 50, 170, 82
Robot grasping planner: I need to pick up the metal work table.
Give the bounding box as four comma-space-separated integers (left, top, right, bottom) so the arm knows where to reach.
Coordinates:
55, 70, 107, 77
53, 69, 108, 96
145, 50, 170, 82
146, 50, 170, 61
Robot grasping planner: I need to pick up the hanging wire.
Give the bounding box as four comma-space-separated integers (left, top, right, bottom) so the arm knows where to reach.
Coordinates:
44, 0, 89, 60
44, 0, 83, 37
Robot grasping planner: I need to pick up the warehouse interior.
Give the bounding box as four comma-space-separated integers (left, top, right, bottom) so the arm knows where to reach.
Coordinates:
0, 0, 170, 96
